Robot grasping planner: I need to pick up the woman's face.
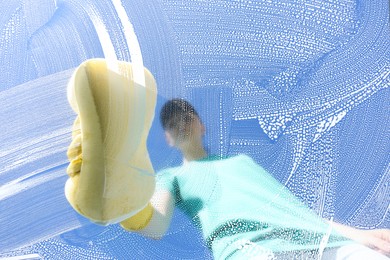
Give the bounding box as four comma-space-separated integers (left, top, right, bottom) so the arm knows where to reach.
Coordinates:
166, 115, 205, 147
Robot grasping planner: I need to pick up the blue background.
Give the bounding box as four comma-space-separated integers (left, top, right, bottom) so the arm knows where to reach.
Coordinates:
0, 0, 389, 259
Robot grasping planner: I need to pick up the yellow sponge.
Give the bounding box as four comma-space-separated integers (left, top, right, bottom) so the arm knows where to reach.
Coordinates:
64, 58, 157, 225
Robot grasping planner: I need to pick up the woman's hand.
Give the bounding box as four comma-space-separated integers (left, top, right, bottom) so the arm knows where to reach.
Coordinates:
66, 116, 82, 177
330, 221, 390, 256
354, 228, 390, 256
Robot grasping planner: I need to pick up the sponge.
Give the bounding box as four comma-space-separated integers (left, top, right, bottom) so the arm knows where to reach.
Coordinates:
65, 58, 157, 225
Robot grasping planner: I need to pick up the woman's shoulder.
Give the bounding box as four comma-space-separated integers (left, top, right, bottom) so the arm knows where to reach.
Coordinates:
216, 153, 253, 162
196, 154, 246, 161
157, 165, 181, 176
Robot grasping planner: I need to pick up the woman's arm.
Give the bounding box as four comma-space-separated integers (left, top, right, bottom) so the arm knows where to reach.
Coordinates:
122, 189, 175, 239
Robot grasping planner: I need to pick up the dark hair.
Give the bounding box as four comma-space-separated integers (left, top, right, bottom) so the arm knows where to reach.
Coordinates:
160, 98, 199, 133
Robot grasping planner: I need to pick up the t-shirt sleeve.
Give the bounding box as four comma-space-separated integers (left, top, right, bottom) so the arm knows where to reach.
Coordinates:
156, 168, 177, 195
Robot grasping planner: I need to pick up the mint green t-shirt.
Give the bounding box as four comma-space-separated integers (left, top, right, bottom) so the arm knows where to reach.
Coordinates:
156, 154, 351, 259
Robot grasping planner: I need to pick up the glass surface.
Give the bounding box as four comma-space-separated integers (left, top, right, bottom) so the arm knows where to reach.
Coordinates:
0, 0, 389, 259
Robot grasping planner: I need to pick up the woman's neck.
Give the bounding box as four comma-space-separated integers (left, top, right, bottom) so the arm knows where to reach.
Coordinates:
180, 142, 207, 164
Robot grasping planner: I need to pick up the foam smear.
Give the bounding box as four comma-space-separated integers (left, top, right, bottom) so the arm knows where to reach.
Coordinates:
0, 70, 83, 252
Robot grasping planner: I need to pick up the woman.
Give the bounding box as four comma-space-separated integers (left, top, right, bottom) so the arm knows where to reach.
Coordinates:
67, 97, 390, 259
127, 98, 390, 259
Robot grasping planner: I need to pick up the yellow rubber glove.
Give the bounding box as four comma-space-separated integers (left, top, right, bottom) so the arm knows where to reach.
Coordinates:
120, 203, 154, 231
65, 59, 157, 226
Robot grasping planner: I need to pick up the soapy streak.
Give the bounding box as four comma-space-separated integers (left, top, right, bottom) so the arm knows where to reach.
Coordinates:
0, 163, 66, 201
